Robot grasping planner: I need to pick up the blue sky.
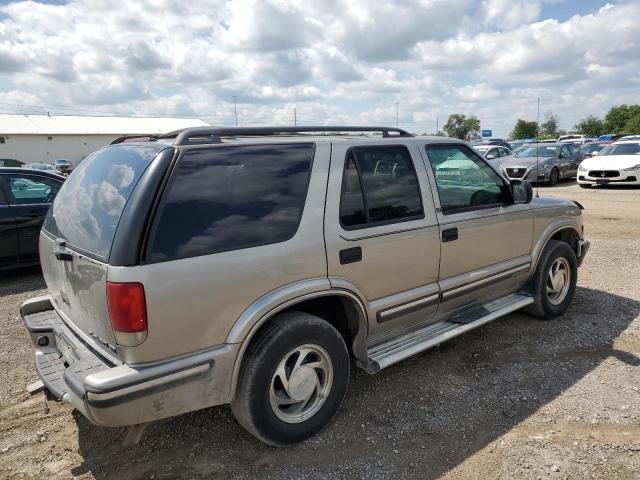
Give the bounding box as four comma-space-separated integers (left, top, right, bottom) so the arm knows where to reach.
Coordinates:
0, 0, 638, 137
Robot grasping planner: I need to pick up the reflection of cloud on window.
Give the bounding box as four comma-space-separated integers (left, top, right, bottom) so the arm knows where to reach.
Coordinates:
108, 164, 135, 189
93, 180, 126, 216
175, 207, 300, 259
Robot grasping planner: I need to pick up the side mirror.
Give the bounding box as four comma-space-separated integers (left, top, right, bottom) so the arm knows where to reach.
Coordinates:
511, 179, 533, 204
486, 153, 496, 159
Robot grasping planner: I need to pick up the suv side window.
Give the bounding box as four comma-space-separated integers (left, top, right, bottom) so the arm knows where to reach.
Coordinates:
147, 143, 314, 262
425, 144, 508, 214
339, 145, 424, 229
3, 174, 62, 205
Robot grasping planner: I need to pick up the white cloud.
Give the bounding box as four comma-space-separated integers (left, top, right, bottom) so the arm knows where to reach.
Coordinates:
0, 0, 638, 137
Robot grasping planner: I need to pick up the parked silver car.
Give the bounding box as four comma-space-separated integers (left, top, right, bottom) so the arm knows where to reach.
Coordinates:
500, 142, 585, 186
21, 126, 589, 446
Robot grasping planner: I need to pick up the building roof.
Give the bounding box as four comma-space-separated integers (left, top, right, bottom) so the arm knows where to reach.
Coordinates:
0, 114, 209, 135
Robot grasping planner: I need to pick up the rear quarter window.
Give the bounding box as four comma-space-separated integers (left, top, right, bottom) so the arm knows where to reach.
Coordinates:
43, 145, 160, 259
147, 143, 314, 262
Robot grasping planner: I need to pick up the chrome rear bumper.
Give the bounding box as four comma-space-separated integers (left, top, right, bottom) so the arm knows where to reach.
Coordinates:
21, 296, 238, 427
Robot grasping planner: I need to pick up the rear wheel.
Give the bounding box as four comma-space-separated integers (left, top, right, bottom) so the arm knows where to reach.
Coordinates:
231, 312, 350, 446
525, 240, 577, 318
547, 167, 559, 186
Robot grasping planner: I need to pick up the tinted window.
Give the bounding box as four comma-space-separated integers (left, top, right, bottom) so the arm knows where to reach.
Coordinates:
148, 143, 314, 262
4, 174, 62, 205
425, 144, 507, 214
339, 153, 366, 227
339, 145, 423, 229
43, 145, 159, 259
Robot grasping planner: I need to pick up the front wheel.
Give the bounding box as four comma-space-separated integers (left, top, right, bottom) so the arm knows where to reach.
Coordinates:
525, 240, 578, 318
547, 167, 559, 186
231, 312, 350, 446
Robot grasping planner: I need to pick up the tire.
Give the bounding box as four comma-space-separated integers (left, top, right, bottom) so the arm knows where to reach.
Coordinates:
524, 240, 578, 319
231, 312, 350, 446
547, 167, 559, 186
579, 184, 591, 189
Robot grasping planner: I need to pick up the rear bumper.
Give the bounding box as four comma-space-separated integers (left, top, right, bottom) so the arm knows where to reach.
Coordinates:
21, 296, 239, 427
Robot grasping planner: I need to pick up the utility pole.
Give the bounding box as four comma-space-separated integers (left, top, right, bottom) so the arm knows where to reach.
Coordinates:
233, 96, 238, 126
396, 102, 399, 128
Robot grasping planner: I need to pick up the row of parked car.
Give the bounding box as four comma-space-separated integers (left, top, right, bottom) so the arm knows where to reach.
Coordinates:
470, 135, 640, 187
0, 158, 74, 176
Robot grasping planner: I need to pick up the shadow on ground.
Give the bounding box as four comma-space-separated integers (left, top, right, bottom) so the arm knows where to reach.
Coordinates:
71, 286, 639, 480
0, 266, 45, 296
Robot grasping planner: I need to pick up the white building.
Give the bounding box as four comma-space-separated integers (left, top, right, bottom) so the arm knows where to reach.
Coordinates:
0, 114, 209, 165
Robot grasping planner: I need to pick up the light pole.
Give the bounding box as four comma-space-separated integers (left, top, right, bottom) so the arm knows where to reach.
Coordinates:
233, 96, 238, 127
396, 102, 399, 128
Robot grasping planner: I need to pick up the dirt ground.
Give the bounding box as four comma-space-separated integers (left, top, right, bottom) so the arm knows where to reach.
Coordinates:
0, 182, 639, 480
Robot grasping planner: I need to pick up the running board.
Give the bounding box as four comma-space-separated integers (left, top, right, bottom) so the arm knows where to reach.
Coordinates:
368, 293, 534, 371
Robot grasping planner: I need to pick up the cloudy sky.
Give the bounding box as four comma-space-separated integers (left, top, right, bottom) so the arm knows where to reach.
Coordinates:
0, 0, 639, 137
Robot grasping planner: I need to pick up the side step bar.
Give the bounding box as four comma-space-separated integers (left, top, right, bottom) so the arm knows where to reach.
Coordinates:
368, 293, 534, 371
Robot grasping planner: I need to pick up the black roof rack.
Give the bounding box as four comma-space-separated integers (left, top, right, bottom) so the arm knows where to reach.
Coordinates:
110, 135, 159, 145
160, 126, 413, 146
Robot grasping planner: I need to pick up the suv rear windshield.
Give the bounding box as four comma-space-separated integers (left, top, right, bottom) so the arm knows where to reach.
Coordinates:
43, 145, 161, 260
147, 143, 314, 262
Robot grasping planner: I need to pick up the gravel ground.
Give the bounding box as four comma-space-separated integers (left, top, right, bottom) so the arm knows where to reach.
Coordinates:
0, 182, 639, 480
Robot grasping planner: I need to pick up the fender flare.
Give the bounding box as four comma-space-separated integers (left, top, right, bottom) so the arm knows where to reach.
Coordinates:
226, 282, 369, 401
530, 221, 581, 274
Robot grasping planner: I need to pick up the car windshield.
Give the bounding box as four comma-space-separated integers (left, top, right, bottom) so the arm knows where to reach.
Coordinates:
515, 146, 558, 158
582, 144, 606, 153
599, 143, 640, 155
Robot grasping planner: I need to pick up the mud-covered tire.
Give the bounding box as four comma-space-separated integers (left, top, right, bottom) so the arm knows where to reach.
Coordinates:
524, 240, 578, 319
231, 312, 349, 446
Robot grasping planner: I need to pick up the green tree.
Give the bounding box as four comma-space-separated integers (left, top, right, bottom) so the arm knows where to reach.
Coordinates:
443, 114, 480, 139
574, 115, 606, 137
540, 112, 560, 139
623, 113, 640, 133
604, 104, 640, 133
510, 119, 538, 140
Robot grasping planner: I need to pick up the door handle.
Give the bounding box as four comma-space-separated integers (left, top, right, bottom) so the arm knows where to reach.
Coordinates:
442, 227, 458, 243
339, 247, 362, 265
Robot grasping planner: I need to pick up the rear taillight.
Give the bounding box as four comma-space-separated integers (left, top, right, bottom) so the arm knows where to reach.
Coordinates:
107, 282, 147, 346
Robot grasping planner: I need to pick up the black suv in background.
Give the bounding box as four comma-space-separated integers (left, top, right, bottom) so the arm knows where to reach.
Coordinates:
0, 168, 65, 269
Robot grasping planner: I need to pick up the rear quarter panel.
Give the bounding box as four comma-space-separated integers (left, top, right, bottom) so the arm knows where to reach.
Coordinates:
107, 142, 331, 364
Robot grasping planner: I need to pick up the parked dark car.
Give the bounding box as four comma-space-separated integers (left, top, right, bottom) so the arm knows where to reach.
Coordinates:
0, 168, 65, 269
54, 159, 74, 175
0, 158, 24, 168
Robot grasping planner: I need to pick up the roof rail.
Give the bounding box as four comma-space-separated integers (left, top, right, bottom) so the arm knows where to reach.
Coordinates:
164, 126, 413, 146
110, 135, 158, 145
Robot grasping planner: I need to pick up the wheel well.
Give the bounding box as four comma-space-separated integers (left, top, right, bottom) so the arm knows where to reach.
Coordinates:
550, 228, 579, 254
243, 295, 363, 360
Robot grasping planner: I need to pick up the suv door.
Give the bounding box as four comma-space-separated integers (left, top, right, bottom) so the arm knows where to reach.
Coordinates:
0, 184, 19, 268
325, 142, 441, 342
421, 142, 533, 314
1, 173, 63, 264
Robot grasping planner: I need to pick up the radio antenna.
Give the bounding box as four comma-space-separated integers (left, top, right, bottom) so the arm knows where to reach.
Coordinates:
535, 97, 540, 198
